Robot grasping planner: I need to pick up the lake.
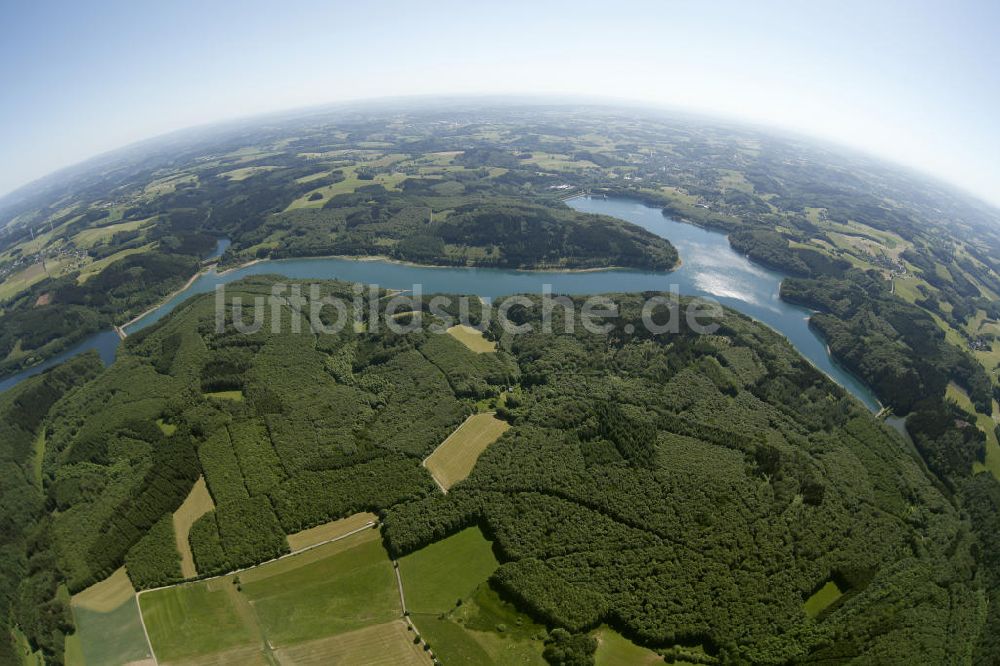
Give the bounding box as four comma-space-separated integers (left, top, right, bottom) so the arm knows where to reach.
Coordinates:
1, 197, 880, 410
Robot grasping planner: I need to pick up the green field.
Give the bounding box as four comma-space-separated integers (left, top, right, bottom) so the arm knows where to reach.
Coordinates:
71, 218, 149, 249
0, 256, 74, 301
592, 627, 663, 665
138, 579, 259, 663
286, 165, 409, 210
76, 243, 155, 283
242, 528, 399, 646
139, 526, 404, 663
415, 584, 547, 665
71, 596, 152, 666
398, 527, 499, 614
804, 580, 844, 618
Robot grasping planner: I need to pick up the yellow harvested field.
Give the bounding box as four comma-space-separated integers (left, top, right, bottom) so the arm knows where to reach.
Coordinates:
446, 325, 496, 353
273, 621, 433, 666
423, 413, 509, 491
203, 390, 244, 401
287, 512, 378, 552
72, 567, 135, 612
173, 477, 215, 578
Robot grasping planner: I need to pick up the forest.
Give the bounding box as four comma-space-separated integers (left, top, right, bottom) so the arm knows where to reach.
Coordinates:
2, 106, 1000, 664
2, 277, 995, 664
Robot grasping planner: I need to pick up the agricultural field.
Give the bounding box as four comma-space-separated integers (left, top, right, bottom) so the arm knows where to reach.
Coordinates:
219, 166, 283, 181
71, 218, 150, 249
399, 527, 546, 664
286, 511, 377, 551
75, 243, 156, 283
273, 621, 432, 665
423, 413, 509, 491
139, 527, 400, 664
0, 256, 74, 301
408, 583, 547, 664
447, 324, 497, 352
242, 528, 399, 646
398, 527, 500, 614
138, 579, 261, 664
285, 165, 408, 210
203, 389, 244, 401
172, 477, 215, 578
70, 570, 153, 666
948, 382, 1000, 481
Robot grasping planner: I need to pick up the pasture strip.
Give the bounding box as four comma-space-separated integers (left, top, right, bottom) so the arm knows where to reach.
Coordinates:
172, 477, 215, 578
286, 511, 377, 551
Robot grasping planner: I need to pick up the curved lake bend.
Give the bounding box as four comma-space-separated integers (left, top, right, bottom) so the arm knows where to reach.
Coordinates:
1, 196, 880, 410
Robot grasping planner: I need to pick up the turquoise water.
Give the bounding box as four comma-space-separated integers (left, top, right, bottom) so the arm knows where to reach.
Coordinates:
2, 197, 880, 410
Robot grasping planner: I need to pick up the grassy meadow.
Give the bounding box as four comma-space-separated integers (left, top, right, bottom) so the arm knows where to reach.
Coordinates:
69, 569, 152, 666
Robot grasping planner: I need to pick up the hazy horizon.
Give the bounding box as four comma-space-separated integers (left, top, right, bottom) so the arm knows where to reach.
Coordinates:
2, 0, 998, 207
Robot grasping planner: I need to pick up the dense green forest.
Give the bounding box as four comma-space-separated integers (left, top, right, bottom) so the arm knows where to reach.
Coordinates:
0, 354, 102, 664
4, 104, 998, 388
3, 104, 1000, 664
3, 276, 994, 664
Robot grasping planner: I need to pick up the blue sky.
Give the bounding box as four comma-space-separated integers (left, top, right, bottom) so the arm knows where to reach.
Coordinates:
1, 0, 998, 206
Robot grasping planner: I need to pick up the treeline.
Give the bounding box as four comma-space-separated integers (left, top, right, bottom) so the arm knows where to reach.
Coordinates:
83, 424, 200, 591
0, 354, 101, 665
380, 292, 981, 663
125, 515, 183, 589
0, 251, 202, 379
782, 269, 992, 415
729, 228, 850, 277
239, 187, 679, 271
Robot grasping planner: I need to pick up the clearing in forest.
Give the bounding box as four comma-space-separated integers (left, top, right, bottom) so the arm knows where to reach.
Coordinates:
446, 324, 497, 353
172, 477, 215, 578
423, 412, 509, 490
